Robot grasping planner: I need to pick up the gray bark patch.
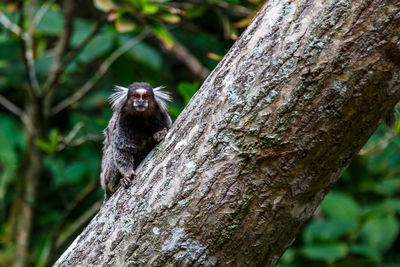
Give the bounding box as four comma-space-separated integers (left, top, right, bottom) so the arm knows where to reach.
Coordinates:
161, 227, 215, 266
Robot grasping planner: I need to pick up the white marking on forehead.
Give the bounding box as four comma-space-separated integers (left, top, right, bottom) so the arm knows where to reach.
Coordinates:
136, 88, 147, 94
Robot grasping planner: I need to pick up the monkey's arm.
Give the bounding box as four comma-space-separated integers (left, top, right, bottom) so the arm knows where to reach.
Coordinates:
112, 144, 136, 188
153, 112, 172, 142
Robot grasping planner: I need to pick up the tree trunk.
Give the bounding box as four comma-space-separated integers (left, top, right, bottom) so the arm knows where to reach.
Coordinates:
12, 103, 44, 267
55, 0, 400, 266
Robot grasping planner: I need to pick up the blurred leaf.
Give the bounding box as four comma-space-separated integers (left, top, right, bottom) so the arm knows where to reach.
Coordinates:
364, 199, 400, 216
34, 129, 59, 156
94, 0, 116, 12
70, 19, 94, 47
0, 37, 25, 87
233, 17, 253, 29
77, 32, 114, 63
280, 248, 296, 264
177, 81, 200, 104
149, 22, 174, 48
5, 3, 18, 12
118, 35, 162, 70
35, 236, 51, 267
395, 114, 400, 133
168, 103, 183, 118
44, 157, 65, 186
64, 162, 89, 184
160, 14, 181, 24
372, 177, 400, 196
350, 244, 381, 261
365, 138, 400, 174
186, 6, 206, 19
321, 191, 360, 221
360, 215, 399, 252
35, 139, 53, 154
36, 9, 64, 36
0, 115, 24, 199
207, 52, 223, 61
0, 36, 20, 61
115, 18, 137, 33
301, 243, 348, 261
304, 220, 356, 244
142, 3, 159, 14
35, 53, 54, 75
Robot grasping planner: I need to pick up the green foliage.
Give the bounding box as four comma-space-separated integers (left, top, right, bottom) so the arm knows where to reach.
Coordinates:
301, 243, 349, 262
320, 192, 361, 222
0, 115, 25, 200
148, 21, 174, 48
118, 34, 162, 70
36, 9, 64, 36
35, 129, 60, 156
361, 216, 399, 252
77, 32, 114, 63
279, 125, 400, 267
303, 220, 356, 243
178, 81, 200, 105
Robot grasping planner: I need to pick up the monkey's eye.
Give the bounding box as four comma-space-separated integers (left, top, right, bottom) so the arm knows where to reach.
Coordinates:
132, 93, 140, 98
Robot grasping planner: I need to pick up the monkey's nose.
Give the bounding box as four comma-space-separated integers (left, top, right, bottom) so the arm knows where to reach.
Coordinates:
134, 103, 147, 111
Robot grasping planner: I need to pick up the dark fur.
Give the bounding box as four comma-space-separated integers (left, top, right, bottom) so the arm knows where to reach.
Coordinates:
100, 82, 171, 199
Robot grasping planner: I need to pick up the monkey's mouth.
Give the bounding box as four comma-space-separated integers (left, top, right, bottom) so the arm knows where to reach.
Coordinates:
134, 104, 148, 112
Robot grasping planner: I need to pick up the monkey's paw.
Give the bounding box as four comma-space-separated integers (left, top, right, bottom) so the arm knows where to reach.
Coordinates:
122, 172, 136, 188
153, 128, 168, 142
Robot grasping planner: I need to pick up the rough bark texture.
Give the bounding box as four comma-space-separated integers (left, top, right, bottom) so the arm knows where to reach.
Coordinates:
55, 0, 400, 266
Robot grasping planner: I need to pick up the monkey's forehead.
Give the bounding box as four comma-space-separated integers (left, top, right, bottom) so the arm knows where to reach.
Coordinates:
128, 82, 152, 90
128, 87, 153, 95
133, 88, 148, 94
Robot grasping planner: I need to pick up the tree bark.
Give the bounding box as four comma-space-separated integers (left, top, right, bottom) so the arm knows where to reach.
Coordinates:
55, 0, 400, 266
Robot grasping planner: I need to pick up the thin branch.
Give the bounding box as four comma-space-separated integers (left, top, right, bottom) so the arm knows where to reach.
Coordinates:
159, 1, 254, 16
0, 95, 34, 139
62, 20, 105, 70
51, 29, 151, 115
43, 0, 74, 91
69, 135, 102, 146
163, 36, 210, 81
56, 122, 102, 151
42, 19, 104, 95
0, 94, 33, 132
0, 11, 22, 35
214, 1, 254, 16
42, 0, 75, 115
13, 2, 41, 98
21, 32, 41, 97
1, 3, 41, 99
63, 122, 84, 144
0, 94, 24, 116
29, 0, 55, 34
358, 132, 397, 156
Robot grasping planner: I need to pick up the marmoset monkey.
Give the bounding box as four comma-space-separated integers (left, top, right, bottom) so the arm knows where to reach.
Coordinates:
100, 82, 172, 200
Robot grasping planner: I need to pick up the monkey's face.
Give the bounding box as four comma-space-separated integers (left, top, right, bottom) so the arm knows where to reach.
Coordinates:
131, 88, 150, 112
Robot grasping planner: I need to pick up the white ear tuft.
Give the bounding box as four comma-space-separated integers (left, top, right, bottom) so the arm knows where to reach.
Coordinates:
153, 86, 172, 113
109, 85, 128, 111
